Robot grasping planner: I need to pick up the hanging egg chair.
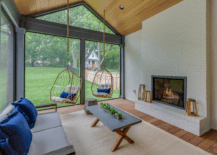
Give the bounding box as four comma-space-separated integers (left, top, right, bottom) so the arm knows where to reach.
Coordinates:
90, 10, 114, 99
50, 68, 82, 104
91, 68, 113, 98
50, 0, 82, 104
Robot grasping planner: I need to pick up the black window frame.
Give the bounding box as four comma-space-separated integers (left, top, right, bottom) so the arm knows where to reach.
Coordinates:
21, 2, 125, 107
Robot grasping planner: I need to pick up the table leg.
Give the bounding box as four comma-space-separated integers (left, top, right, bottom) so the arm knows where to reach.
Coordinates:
111, 126, 134, 152
91, 118, 99, 127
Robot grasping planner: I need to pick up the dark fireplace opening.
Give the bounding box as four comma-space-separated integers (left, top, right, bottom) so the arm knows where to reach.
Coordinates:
152, 76, 187, 109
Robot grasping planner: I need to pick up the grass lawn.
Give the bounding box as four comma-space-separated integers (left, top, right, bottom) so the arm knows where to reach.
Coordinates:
107, 69, 120, 73
25, 67, 120, 107
0, 69, 9, 111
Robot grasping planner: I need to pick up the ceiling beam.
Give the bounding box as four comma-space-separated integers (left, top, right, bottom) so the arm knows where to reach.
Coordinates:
27, 1, 121, 35
22, 17, 122, 45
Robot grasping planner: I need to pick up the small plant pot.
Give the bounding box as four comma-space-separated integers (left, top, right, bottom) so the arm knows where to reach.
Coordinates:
114, 114, 122, 120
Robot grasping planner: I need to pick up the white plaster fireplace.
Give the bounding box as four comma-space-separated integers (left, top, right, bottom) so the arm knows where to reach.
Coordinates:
125, 0, 211, 136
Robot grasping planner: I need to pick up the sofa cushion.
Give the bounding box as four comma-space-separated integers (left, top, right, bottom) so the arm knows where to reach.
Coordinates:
12, 97, 38, 129
99, 83, 111, 89
97, 88, 111, 94
0, 103, 15, 116
0, 138, 17, 154
93, 92, 111, 98
0, 110, 32, 155
50, 96, 71, 103
60, 91, 76, 100
28, 127, 69, 155
66, 85, 80, 94
31, 111, 62, 133
0, 115, 7, 122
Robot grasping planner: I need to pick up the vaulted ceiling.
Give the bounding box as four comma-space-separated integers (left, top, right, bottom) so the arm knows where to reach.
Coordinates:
14, 0, 183, 36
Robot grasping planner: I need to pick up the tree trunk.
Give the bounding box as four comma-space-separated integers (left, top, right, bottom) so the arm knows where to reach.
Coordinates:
72, 53, 79, 68
71, 41, 79, 68
31, 61, 35, 67
98, 42, 101, 70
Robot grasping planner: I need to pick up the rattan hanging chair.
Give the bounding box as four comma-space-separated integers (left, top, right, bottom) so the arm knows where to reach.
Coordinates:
91, 68, 113, 98
50, 67, 82, 104
49, 0, 82, 104
90, 10, 113, 99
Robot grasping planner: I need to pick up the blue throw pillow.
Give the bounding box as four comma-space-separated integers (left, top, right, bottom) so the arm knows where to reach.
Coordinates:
60, 91, 76, 100
0, 109, 32, 155
97, 88, 111, 94
0, 138, 18, 154
12, 97, 37, 129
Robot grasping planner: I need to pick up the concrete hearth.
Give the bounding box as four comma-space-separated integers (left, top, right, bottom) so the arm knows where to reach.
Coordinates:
135, 100, 209, 136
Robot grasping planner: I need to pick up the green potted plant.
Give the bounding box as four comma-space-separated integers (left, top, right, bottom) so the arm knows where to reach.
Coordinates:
109, 107, 116, 115
102, 103, 111, 113
115, 112, 123, 119
100, 103, 123, 119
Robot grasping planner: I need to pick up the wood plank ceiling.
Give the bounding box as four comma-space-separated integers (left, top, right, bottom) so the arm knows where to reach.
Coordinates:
14, 0, 183, 36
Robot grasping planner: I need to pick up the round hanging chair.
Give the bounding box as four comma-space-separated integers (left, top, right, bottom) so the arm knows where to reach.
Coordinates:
50, 0, 82, 104
91, 68, 113, 98
90, 10, 113, 99
50, 68, 82, 104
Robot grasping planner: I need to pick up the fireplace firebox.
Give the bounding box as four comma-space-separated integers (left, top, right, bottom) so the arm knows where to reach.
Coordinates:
151, 76, 187, 109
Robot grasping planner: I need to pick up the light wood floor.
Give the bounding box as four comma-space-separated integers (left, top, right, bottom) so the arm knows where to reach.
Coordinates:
39, 99, 217, 155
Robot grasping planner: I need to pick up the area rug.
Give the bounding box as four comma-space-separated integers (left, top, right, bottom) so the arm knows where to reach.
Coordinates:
60, 111, 210, 155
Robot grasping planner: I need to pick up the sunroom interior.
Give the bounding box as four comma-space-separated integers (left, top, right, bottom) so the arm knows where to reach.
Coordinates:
2, 0, 217, 154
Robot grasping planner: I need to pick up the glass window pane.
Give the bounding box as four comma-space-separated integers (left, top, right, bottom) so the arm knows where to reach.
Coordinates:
0, 10, 14, 111
85, 40, 120, 101
25, 32, 80, 107
37, 5, 115, 34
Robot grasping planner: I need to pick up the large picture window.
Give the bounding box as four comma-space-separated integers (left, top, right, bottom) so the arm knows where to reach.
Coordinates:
37, 5, 115, 34
25, 32, 80, 107
24, 4, 122, 107
0, 9, 15, 111
85, 41, 120, 101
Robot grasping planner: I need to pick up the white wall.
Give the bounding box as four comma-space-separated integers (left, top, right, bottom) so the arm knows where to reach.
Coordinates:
125, 0, 210, 119
211, 0, 217, 130
125, 30, 143, 101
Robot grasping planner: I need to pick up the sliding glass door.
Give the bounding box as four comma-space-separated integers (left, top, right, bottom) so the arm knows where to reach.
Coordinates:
0, 9, 15, 111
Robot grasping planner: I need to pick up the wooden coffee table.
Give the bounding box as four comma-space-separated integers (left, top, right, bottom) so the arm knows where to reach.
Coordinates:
87, 104, 142, 152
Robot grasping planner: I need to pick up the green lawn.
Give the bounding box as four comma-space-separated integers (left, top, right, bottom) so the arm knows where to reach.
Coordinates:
0, 69, 9, 111
107, 69, 120, 73
25, 67, 120, 107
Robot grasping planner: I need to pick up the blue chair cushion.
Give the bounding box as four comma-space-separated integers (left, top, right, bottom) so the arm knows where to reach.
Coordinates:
60, 91, 76, 100
0, 109, 32, 155
97, 88, 111, 94
12, 97, 37, 129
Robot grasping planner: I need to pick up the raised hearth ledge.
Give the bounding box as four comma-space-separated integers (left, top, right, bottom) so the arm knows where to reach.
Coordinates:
135, 100, 208, 136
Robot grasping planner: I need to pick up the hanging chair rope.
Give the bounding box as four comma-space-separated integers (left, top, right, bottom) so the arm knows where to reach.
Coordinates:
67, 0, 69, 67
103, 9, 105, 68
